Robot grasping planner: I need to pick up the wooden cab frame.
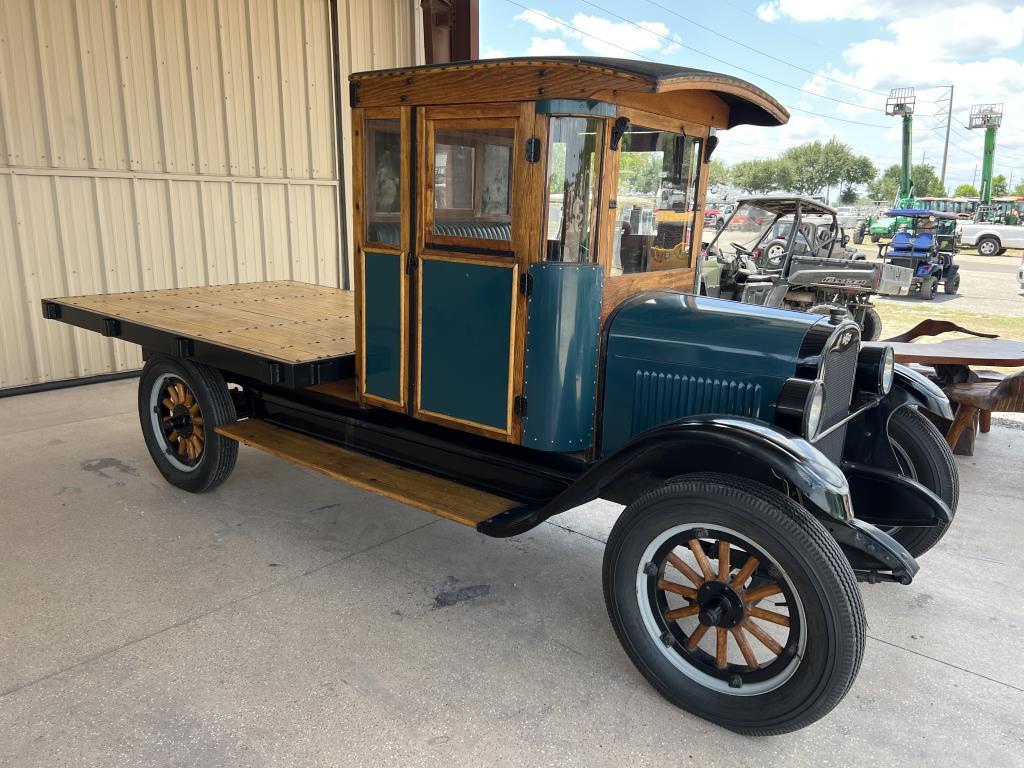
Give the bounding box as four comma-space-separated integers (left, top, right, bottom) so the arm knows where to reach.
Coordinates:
348, 57, 788, 448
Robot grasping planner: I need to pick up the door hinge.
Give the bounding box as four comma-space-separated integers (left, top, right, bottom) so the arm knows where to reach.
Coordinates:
406, 253, 418, 274
525, 137, 541, 163
514, 394, 528, 417
519, 272, 533, 296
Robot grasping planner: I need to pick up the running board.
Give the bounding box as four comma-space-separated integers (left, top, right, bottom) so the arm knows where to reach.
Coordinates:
216, 419, 520, 527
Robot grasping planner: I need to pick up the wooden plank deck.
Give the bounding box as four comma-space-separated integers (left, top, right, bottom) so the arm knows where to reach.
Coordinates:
50, 281, 356, 365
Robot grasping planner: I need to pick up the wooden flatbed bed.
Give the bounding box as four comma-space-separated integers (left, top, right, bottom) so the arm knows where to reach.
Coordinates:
43, 281, 356, 388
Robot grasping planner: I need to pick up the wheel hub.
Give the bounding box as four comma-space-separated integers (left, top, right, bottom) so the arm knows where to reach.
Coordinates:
156, 378, 205, 464
168, 404, 195, 437
697, 581, 745, 628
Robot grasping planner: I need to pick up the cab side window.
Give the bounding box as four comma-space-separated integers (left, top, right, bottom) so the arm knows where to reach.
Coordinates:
611, 126, 701, 274
430, 126, 515, 244
364, 119, 402, 247
544, 116, 604, 263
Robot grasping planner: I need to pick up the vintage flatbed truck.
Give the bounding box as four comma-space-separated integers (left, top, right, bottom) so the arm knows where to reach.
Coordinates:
42, 57, 960, 735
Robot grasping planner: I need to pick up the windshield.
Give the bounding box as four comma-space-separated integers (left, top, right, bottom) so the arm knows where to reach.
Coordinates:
709, 203, 777, 252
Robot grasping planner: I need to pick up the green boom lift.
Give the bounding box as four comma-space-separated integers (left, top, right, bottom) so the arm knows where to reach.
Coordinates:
867, 88, 916, 242
968, 103, 1003, 222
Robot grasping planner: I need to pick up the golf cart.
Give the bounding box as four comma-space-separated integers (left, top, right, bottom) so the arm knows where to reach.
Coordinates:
702, 196, 913, 340
878, 209, 961, 299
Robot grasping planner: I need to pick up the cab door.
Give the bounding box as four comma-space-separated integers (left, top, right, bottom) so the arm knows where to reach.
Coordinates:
356, 108, 410, 410
410, 105, 538, 440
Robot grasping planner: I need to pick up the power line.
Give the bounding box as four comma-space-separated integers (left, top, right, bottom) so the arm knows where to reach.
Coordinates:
638, 0, 888, 98
504, 0, 1018, 159
568, 0, 887, 114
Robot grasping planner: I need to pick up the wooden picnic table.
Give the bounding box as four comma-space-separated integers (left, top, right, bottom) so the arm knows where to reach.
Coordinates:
865, 338, 1024, 368
864, 337, 1024, 455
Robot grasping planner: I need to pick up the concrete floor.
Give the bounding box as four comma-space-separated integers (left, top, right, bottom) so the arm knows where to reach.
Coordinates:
1, 379, 1023, 767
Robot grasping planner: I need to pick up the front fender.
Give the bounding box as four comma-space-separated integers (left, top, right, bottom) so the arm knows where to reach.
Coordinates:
893, 363, 953, 419
478, 416, 852, 537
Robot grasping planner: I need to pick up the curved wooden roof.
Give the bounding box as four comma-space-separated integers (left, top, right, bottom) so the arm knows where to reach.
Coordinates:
350, 56, 789, 129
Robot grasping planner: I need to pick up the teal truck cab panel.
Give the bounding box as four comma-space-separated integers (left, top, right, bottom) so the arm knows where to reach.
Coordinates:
600, 291, 829, 455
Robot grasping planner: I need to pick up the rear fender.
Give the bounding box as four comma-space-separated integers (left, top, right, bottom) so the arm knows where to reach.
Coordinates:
478, 416, 852, 537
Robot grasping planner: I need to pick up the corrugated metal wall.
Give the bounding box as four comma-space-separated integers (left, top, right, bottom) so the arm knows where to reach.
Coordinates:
0, 0, 420, 390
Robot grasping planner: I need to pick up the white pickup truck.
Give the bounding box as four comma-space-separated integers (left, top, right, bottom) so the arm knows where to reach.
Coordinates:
957, 221, 1024, 256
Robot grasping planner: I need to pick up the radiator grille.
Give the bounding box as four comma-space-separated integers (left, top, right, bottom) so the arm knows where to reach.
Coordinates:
813, 331, 859, 461
631, 371, 763, 435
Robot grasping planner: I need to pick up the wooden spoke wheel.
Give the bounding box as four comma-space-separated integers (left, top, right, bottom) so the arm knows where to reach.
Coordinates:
640, 525, 804, 693
138, 354, 237, 493
154, 376, 206, 470
603, 474, 865, 735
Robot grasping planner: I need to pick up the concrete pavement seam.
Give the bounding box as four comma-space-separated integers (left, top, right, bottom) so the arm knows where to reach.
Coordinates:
0, 518, 439, 700
867, 635, 1024, 694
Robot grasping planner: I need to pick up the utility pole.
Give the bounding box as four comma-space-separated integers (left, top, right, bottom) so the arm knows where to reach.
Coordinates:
937, 85, 953, 189
972, 165, 978, 187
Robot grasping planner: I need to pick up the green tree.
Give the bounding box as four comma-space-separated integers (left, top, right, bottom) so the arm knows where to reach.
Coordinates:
992, 174, 1008, 196
868, 165, 900, 201
839, 188, 859, 204
708, 159, 731, 189
779, 141, 830, 195
731, 159, 786, 193
839, 154, 876, 199
869, 163, 944, 201
954, 183, 978, 197
1013, 182, 1024, 196
618, 151, 661, 193
911, 163, 943, 197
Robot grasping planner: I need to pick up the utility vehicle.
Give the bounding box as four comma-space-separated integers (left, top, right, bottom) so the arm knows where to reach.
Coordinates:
701, 196, 912, 339
42, 57, 958, 736
878, 209, 961, 298
958, 216, 1024, 256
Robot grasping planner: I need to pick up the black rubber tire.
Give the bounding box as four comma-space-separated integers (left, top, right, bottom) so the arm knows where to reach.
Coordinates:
762, 238, 788, 269
919, 276, 936, 300
976, 236, 999, 257
603, 473, 865, 736
884, 408, 959, 557
860, 306, 882, 341
944, 273, 961, 294
138, 354, 238, 493
853, 226, 865, 245
870, 234, 880, 243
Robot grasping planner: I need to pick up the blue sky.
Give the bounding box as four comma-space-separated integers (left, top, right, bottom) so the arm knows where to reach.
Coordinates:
479, 0, 1024, 193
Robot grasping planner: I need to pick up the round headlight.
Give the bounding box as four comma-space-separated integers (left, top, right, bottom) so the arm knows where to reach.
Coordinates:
881, 346, 895, 394
855, 345, 896, 395
805, 382, 825, 439
775, 378, 825, 440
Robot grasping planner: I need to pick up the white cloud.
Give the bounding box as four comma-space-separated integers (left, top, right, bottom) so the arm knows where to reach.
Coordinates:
513, 8, 565, 33
755, 2, 781, 23
754, 0, 970, 23
569, 14, 672, 56
512, 9, 681, 60
526, 37, 574, 56
788, 2, 1024, 190
481, 48, 508, 59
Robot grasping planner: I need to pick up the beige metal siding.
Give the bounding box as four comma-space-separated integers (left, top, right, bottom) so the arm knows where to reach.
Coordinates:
0, 0, 419, 390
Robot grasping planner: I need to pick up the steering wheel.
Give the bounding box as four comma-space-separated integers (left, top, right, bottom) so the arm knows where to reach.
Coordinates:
730, 242, 756, 258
